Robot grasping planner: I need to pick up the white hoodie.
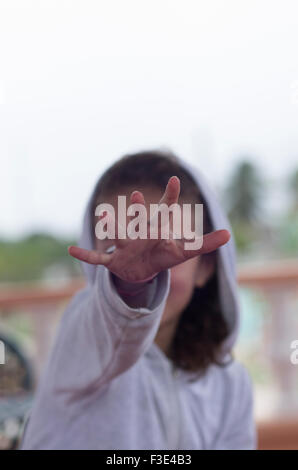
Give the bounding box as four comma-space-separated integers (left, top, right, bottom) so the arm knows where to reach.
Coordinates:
21, 156, 257, 450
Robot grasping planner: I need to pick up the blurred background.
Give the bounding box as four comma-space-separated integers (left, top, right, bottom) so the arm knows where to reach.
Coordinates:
1, 0, 298, 449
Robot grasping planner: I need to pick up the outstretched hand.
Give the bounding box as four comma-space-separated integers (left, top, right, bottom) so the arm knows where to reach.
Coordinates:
68, 176, 230, 283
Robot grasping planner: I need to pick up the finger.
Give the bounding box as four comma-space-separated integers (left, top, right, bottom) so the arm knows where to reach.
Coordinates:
128, 190, 146, 222
182, 229, 231, 259
97, 209, 129, 249
68, 246, 112, 265
158, 176, 180, 207
127, 190, 148, 237
149, 177, 180, 238
130, 190, 145, 206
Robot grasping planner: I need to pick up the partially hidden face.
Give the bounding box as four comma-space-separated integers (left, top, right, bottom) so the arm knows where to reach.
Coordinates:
94, 186, 215, 326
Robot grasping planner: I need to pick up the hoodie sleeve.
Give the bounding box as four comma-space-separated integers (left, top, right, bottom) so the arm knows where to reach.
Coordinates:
212, 363, 257, 450
37, 265, 170, 400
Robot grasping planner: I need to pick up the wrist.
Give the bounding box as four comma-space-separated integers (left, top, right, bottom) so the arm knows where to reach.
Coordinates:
131, 272, 159, 283
112, 273, 158, 297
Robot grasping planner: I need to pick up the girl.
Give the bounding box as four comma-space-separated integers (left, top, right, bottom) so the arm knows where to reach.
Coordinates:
21, 150, 256, 450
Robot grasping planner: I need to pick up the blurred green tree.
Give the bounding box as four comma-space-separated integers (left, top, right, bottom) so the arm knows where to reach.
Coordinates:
225, 160, 263, 223
223, 159, 266, 254
288, 168, 298, 214
0, 233, 80, 283
278, 167, 298, 255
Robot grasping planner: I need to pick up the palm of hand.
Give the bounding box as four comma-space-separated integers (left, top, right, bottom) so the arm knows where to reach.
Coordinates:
68, 176, 230, 283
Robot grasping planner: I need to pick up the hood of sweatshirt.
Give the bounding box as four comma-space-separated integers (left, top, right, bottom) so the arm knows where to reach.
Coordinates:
78, 155, 240, 357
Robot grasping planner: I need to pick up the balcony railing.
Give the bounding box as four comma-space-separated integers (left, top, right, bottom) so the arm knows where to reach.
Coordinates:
1, 259, 298, 450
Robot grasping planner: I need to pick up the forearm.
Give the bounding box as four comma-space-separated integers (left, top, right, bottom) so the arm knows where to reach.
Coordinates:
35, 265, 170, 399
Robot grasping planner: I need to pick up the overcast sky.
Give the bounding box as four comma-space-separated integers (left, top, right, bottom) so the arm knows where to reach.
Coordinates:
1, 0, 298, 239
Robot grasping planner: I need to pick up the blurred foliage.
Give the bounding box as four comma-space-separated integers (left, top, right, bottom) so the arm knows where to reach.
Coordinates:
225, 160, 264, 224
0, 233, 80, 283
223, 159, 269, 255
278, 210, 298, 255
1, 159, 298, 282
222, 158, 298, 258
289, 167, 298, 210
228, 220, 256, 253
280, 166, 298, 254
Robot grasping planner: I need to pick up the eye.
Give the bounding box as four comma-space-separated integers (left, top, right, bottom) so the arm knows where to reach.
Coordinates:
105, 245, 116, 254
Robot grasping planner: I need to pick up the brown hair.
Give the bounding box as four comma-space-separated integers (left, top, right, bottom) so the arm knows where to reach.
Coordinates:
90, 149, 232, 378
